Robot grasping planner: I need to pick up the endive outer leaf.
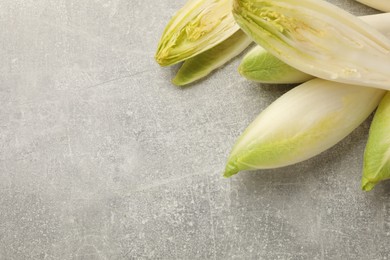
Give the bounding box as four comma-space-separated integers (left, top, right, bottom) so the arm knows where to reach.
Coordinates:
232, 0, 390, 89
155, 0, 239, 66
238, 13, 390, 84
224, 78, 385, 177
362, 92, 390, 191
172, 30, 252, 86
238, 45, 314, 83
356, 0, 390, 12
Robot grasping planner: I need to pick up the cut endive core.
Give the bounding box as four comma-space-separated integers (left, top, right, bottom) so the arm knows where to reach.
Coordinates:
233, 0, 390, 89
156, 0, 239, 66
237, 13, 390, 84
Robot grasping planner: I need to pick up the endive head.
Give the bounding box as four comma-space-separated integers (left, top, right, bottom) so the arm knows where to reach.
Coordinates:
232, 0, 390, 89
155, 0, 239, 66
224, 78, 385, 177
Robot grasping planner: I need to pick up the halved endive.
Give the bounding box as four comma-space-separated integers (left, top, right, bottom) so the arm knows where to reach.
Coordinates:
155, 0, 239, 66
238, 13, 390, 84
173, 30, 252, 86
232, 0, 390, 89
356, 0, 390, 12
224, 79, 385, 177
362, 92, 390, 191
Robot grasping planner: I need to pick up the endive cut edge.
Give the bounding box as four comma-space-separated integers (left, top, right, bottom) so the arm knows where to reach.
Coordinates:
172, 30, 252, 86
155, 0, 239, 66
362, 92, 390, 191
356, 0, 390, 12
224, 78, 385, 177
238, 13, 390, 84
232, 0, 390, 89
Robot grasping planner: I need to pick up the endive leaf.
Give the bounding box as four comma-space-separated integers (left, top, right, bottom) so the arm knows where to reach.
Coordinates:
356, 0, 390, 12
238, 45, 314, 83
155, 0, 239, 66
360, 13, 390, 40
224, 78, 385, 177
238, 13, 390, 84
362, 92, 390, 191
173, 30, 252, 86
232, 0, 390, 89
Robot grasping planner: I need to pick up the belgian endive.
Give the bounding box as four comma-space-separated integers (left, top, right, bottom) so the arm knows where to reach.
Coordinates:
232, 0, 390, 89
238, 13, 390, 84
224, 79, 385, 177
155, 0, 239, 66
362, 92, 390, 191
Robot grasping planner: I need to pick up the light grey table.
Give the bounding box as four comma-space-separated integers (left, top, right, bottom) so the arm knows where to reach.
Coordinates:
1, 0, 389, 259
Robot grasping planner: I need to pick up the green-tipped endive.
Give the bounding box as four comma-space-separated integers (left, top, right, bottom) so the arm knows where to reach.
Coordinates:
238, 13, 390, 84
173, 30, 252, 86
356, 0, 390, 12
362, 92, 390, 191
224, 78, 385, 177
155, 0, 239, 66
232, 0, 390, 89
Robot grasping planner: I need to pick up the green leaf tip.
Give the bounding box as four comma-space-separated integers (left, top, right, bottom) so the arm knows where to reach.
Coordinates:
223, 161, 240, 178
361, 177, 377, 192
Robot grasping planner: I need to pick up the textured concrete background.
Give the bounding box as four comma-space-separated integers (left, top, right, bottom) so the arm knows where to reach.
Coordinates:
1, 0, 389, 259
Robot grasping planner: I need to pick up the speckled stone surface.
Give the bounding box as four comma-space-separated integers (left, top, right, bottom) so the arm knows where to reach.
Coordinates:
1, 0, 389, 259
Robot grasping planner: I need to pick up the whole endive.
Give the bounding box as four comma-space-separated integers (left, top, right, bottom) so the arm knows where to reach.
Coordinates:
362, 92, 390, 191
224, 79, 385, 177
232, 0, 390, 89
